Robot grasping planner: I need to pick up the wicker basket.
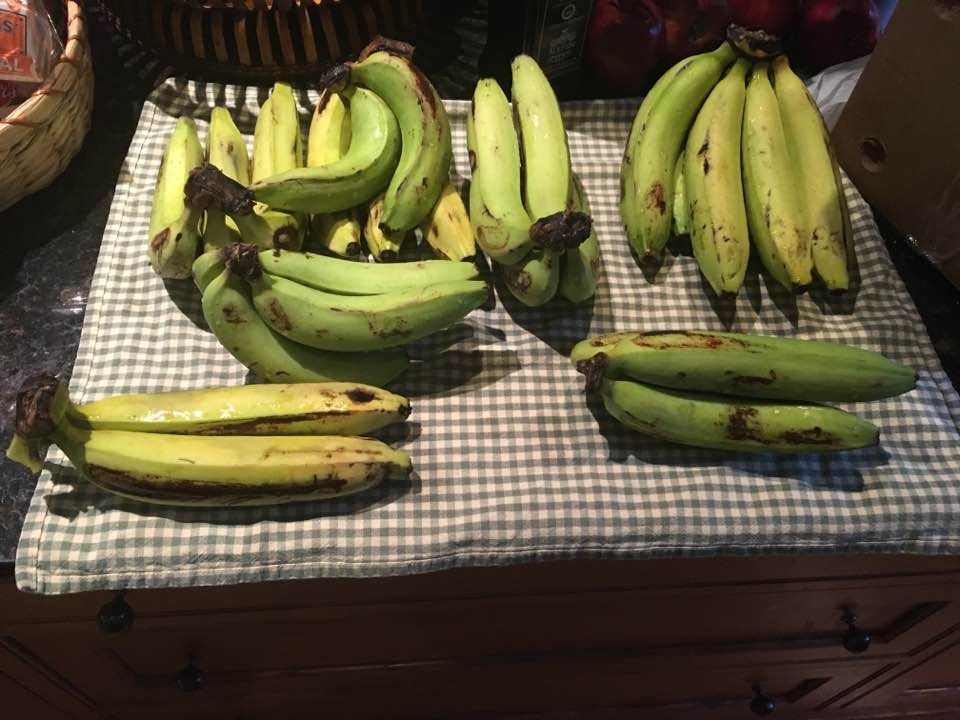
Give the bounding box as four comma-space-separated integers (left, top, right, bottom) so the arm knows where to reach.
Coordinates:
0, 1, 94, 213
93, 0, 426, 83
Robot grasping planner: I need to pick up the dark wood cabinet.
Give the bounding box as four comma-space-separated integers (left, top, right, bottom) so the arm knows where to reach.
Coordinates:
3, 554, 960, 719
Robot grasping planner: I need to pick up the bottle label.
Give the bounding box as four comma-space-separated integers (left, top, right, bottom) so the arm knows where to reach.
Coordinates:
525, 0, 594, 77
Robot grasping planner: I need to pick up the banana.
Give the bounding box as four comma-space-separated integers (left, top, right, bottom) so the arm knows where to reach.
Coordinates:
569, 332, 641, 364
621, 43, 736, 260
600, 378, 879, 454
204, 107, 250, 252
67, 382, 410, 436
742, 63, 812, 291
250, 87, 401, 215
672, 150, 690, 236
511, 54, 570, 222
349, 48, 452, 232
503, 248, 560, 307
200, 265, 409, 386
260, 248, 478, 295
307, 89, 365, 259
576, 330, 917, 403
51, 421, 411, 507
685, 58, 751, 296
148, 117, 204, 278
559, 173, 602, 304
469, 78, 535, 266
247, 271, 488, 352
773, 55, 849, 291
420, 182, 476, 261
365, 192, 407, 261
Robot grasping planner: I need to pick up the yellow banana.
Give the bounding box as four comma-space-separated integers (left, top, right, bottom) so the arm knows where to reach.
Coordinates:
420, 182, 476, 261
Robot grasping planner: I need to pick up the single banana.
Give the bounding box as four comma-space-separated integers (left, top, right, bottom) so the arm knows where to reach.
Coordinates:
192, 250, 226, 293
621, 43, 736, 260
349, 48, 452, 232
742, 63, 812, 291
247, 271, 489, 352
260, 248, 478, 295
576, 330, 917, 403
685, 59, 751, 296
600, 378, 879, 454
559, 173, 602, 304
773, 55, 849, 291
420, 182, 477, 261
307, 89, 365, 259
365, 192, 407, 261
246, 84, 306, 251
502, 248, 561, 307
199, 264, 409, 386
251, 87, 401, 215
511, 54, 570, 222
51, 421, 411, 507
67, 382, 410, 436
469, 78, 534, 266
204, 107, 250, 252
672, 150, 690, 236
148, 117, 204, 278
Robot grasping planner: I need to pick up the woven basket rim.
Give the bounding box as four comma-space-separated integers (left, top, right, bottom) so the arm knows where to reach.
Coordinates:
1, 1, 85, 128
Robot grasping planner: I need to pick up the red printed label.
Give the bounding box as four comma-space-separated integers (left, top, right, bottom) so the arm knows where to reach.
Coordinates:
0, 10, 33, 80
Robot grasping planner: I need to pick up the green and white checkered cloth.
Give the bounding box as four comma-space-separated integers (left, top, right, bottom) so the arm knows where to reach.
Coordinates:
15, 78, 960, 594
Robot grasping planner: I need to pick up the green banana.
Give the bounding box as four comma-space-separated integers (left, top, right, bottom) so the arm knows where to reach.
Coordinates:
260, 248, 478, 295
511, 54, 570, 222
349, 49, 452, 232
148, 117, 204, 278
192, 250, 226, 293
742, 63, 812, 291
569, 332, 641, 364
200, 264, 409, 386
204, 107, 250, 252
250, 87, 400, 215
469, 78, 535, 266
307, 89, 365, 259
247, 270, 488, 352
577, 330, 917, 403
502, 248, 561, 307
51, 421, 411, 507
420, 182, 477, 261
773, 55, 849, 291
685, 59, 751, 296
621, 43, 736, 260
67, 382, 410, 437
364, 192, 407, 261
672, 150, 690, 236
559, 173, 602, 304
600, 378, 879, 454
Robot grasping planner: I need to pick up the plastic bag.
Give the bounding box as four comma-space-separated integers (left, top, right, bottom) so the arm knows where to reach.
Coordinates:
0, 0, 64, 116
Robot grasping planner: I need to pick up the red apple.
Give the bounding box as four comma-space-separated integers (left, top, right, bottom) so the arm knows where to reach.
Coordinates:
728, 0, 798, 35
658, 0, 731, 61
795, 0, 880, 72
586, 0, 666, 95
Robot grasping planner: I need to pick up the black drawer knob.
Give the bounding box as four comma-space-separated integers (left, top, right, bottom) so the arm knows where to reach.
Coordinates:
96, 593, 134, 633
842, 611, 872, 654
750, 689, 776, 716
175, 661, 204, 692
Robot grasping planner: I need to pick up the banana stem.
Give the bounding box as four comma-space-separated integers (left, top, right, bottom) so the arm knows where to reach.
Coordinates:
221, 243, 264, 282
16, 375, 71, 440
186, 164, 255, 216
576, 353, 610, 393
529, 210, 593, 253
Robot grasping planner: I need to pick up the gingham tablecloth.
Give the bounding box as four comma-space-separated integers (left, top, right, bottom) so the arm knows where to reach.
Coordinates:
15, 78, 960, 594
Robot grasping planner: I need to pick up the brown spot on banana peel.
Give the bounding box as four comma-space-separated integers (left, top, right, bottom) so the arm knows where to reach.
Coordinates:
725, 406, 760, 442
220, 305, 246, 325
15, 374, 64, 439
346, 388, 377, 403
779, 427, 838, 446
150, 228, 170, 252
646, 183, 666, 215
266, 299, 294, 332
576, 354, 609, 393
698, 138, 711, 174
731, 370, 777, 385
186, 164, 255, 215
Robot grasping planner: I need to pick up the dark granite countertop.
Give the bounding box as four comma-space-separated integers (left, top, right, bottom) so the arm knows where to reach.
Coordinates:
2, 5, 958, 571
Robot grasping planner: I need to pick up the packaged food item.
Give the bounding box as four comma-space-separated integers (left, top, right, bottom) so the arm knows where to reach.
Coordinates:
0, 0, 64, 115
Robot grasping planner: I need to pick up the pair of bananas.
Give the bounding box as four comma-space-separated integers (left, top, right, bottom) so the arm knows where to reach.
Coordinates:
192, 243, 485, 387
468, 56, 600, 307
572, 331, 916, 454
8, 377, 413, 506
149, 39, 475, 279
621, 40, 851, 296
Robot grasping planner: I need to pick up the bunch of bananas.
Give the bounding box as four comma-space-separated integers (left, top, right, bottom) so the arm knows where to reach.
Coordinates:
193, 243, 485, 387
148, 38, 475, 281
7, 376, 413, 506
468, 56, 601, 307
621, 39, 852, 296
572, 331, 916, 454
